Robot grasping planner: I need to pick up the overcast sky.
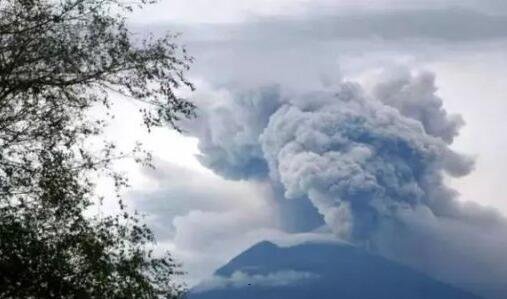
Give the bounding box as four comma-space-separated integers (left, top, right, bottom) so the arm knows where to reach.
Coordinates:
110, 1, 507, 297
128, 0, 507, 24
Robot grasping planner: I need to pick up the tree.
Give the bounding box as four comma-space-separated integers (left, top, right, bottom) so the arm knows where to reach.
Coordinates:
0, 0, 194, 297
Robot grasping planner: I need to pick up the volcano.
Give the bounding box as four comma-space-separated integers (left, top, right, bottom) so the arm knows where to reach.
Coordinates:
189, 241, 482, 299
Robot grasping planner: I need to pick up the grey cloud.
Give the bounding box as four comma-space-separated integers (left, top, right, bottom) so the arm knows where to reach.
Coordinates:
133, 7, 507, 92
152, 8, 507, 45
184, 86, 282, 180
373, 69, 464, 143
127, 160, 277, 240
469, 0, 507, 13
127, 0, 507, 25
239, 8, 507, 42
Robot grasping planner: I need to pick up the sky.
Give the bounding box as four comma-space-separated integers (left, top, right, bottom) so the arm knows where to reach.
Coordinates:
105, 1, 507, 298
128, 0, 507, 24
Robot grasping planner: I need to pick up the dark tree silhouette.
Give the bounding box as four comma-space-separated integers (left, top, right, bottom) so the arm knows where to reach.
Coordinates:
0, 0, 194, 297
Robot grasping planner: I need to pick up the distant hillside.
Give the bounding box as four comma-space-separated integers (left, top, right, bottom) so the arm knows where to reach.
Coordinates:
189, 241, 483, 299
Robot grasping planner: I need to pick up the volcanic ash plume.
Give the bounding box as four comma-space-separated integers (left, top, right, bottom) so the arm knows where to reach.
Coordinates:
259, 78, 473, 241
187, 71, 507, 296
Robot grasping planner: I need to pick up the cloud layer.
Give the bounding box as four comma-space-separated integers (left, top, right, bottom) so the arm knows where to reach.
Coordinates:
194, 270, 319, 293
129, 0, 507, 24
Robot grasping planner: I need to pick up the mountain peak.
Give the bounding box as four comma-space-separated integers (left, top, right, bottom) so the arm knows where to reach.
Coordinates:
191, 241, 483, 299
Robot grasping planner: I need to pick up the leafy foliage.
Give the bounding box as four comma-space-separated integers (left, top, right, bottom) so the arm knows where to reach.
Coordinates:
0, 0, 194, 297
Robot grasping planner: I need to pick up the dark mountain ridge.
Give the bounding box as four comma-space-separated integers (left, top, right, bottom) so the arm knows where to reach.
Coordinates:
190, 241, 483, 299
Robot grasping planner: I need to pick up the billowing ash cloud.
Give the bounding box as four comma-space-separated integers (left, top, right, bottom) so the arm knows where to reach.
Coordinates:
186, 70, 507, 298
187, 85, 282, 180
374, 70, 464, 143
259, 79, 473, 241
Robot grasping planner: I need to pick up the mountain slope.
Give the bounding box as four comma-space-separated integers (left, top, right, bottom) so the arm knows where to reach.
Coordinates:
189, 241, 482, 299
